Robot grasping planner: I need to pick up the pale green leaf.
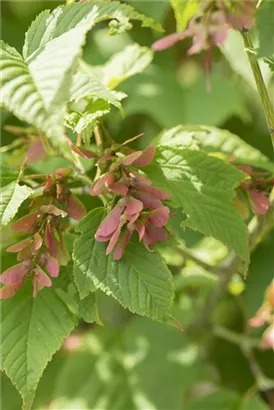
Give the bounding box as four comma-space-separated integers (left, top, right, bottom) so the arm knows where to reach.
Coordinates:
99, 43, 153, 89
69, 70, 122, 109
170, 0, 200, 32
257, 1, 274, 58
73, 208, 174, 322
0, 182, 32, 226
23, 1, 162, 59
155, 125, 274, 172
221, 30, 272, 91
65, 108, 110, 143
0, 279, 79, 409
144, 147, 249, 261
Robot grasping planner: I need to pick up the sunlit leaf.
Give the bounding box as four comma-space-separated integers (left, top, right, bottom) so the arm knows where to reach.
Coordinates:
0, 182, 32, 226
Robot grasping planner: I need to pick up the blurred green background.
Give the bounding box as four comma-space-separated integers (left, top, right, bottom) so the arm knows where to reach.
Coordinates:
1, 1, 274, 409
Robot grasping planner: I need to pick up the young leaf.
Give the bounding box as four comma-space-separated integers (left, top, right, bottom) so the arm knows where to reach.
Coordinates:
170, 0, 200, 32
155, 125, 274, 172
65, 108, 110, 143
93, 43, 154, 89
257, 1, 274, 58
0, 182, 32, 226
69, 70, 122, 109
144, 147, 249, 261
23, 1, 162, 59
0, 280, 79, 410
73, 208, 174, 322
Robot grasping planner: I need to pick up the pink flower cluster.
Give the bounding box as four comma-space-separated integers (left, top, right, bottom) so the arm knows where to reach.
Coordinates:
248, 282, 274, 350
152, 0, 255, 91
90, 146, 170, 260
152, 1, 255, 54
0, 168, 86, 299
235, 165, 273, 217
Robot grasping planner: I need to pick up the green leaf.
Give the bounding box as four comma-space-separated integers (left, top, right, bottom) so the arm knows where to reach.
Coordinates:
73, 263, 97, 300
170, 0, 200, 32
69, 70, 122, 109
0, 278, 79, 409
1, 26, 90, 140
73, 208, 174, 322
257, 1, 274, 58
0, 164, 19, 187
65, 108, 110, 143
79, 293, 102, 325
264, 55, 274, 72
144, 147, 249, 261
98, 43, 153, 89
0, 182, 32, 226
23, 2, 162, 60
2, 1, 159, 141
155, 125, 274, 172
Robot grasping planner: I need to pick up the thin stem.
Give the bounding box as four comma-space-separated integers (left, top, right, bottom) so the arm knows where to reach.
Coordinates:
213, 325, 260, 349
241, 30, 274, 148
23, 174, 47, 180
76, 133, 81, 146
177, 245, 219, 274
94, 126, 103, 154
242, 347, 274, 394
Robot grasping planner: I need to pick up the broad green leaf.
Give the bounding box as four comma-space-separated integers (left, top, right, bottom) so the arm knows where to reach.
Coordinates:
0, 279, 79, 410
155, 125, 274, 172
170, 0, 200, 32
257, 1, 274, 58
0, 164, 18, 187
144, 147, 249, 261
0, 182, 32, 226
73, 208, 174, 322
23, 1, 162, 59
1, 26, 89, 140
97, 43, 153, 89
2, 1, 159, 142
